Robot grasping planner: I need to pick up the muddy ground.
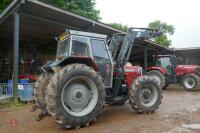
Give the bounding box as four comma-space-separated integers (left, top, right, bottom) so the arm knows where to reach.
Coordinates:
1, 86, 200, 133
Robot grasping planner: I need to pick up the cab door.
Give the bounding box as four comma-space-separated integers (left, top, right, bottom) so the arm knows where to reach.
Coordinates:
90, 39, 113, 87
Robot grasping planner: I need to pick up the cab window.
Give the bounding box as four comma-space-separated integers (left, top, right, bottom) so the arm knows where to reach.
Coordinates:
91, 39, 112, 87
71, 36, 90, 57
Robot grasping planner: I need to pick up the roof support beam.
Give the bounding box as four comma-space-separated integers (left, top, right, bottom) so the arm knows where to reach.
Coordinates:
144, 47, 148, 72
12, 11, 20, 103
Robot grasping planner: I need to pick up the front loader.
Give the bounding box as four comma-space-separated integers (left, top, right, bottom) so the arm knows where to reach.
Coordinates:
32, 28, 163, 129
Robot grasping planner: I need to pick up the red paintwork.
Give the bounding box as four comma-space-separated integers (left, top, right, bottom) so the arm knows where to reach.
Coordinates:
125, 66, 142, 87
147, 66, 169, 75
150, 54, 200, 77
18, 75, 38, 81
113, 66, 142, 88
147, 65, 199, 77
175, 65, 199, 76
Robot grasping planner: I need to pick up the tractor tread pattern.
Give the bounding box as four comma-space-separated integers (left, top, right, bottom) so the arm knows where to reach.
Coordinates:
128, 76, 162, 114
33, 73, 50, 110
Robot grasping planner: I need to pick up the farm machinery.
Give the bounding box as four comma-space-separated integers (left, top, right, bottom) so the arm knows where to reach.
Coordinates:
147, 54, 200, 91
32, 28, 163, 128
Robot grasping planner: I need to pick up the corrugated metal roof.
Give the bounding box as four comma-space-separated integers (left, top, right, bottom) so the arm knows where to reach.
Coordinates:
0, 0, 125, 51
0, 0, 123, 34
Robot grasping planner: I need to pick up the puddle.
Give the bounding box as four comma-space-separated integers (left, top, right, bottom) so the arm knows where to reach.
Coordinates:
164, 126, 195, 133
182, 123, 200, 130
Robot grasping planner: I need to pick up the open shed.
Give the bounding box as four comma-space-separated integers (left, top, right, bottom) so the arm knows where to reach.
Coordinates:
0, 0, 171, 101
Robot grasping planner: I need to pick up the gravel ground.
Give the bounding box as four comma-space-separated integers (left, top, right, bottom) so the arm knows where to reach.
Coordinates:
1, 86, 200, 133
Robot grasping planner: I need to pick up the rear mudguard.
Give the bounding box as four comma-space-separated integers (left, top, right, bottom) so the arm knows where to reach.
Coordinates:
41, 56, 99, 72
147, 66, 169, 75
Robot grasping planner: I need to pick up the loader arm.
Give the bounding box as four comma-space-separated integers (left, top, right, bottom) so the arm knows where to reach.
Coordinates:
111, 28, 162, 97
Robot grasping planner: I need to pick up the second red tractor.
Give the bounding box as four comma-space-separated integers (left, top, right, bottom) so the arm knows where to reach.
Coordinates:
147, 54, 200, 91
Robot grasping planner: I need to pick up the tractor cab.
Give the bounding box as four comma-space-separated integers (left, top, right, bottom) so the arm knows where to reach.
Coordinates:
155, 55, 176, 75
48, 30, 113, 87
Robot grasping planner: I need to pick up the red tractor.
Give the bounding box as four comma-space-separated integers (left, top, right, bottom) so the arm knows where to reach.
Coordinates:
147, 54, 200, 91
32, 28, 162, 129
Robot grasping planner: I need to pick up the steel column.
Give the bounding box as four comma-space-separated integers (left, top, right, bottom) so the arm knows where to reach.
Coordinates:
144, 47, 148, 71
13, 11, 19, 103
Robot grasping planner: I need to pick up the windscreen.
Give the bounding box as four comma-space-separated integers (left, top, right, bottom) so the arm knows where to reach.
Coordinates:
71, 36, 90, 57
56, 37, 70, 60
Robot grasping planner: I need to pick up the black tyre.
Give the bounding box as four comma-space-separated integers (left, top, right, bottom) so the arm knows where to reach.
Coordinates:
146, 70, 166, 89
129, 76, 162, 113
45, 64, 105, 129
33, 73, 50, 110
181, 73, 200, 91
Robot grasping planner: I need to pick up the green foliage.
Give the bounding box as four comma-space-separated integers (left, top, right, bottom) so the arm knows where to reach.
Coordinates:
39, 0, 101, 21
108, 23, 128, 32
148, 20, 175, 47
0, 0, 101, 21
0, 0, 12, 13
154, 35, 171, 48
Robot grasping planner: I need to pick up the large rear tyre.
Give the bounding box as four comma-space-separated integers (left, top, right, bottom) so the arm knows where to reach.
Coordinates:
146, 70, 166, 89
45, 64, 105, 129
181, 74, 200, 91
129, 76, 162, 113
33, 73, 50, 110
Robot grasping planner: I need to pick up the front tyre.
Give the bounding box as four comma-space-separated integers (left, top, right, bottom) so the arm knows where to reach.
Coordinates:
129, 76, 162, 113
182, 74, 200, 91
45, 64, 105, 129
146, 70, 166, 89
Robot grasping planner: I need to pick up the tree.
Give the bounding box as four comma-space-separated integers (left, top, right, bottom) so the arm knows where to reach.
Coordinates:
108, 23, 128, 32
39, 0, 101, 21
0, 0, 12, 13
0, 0, 101, 21
148, 20, 175, 47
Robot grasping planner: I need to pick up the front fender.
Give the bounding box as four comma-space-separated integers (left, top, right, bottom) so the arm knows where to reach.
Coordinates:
147, 66, 169, 75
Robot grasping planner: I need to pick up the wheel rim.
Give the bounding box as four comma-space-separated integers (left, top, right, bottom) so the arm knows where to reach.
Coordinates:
184, 77, 195, 89
139, 84, 158, 107
151, 75, 161, 86
61, 76, 98, 117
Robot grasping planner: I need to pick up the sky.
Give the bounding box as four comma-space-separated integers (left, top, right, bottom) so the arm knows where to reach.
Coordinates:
95, 0, 200, 48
